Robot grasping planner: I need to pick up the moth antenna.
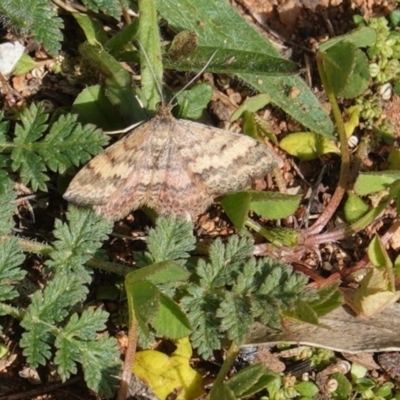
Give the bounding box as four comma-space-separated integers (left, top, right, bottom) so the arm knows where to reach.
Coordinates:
135, 39, 165, 103
169, 50, 218, 104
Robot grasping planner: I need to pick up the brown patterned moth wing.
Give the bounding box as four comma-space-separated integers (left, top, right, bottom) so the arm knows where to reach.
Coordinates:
63, 121, 155, 220
173, 118, 277, 196
144, 128, 214, 219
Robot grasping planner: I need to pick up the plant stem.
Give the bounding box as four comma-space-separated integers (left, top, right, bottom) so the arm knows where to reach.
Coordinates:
302, 51, 350, 237
0, 235, 132, 275
208, 341, 240, 398
304, 181, 400, 246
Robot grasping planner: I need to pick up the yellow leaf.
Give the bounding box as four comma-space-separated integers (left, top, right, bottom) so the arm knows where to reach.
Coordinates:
353, 268, 400, 317
133, 337, 205, 400
280, 132, 339, 161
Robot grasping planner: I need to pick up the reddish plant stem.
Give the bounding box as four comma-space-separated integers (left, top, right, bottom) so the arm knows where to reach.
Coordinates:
117, 321, 138, 400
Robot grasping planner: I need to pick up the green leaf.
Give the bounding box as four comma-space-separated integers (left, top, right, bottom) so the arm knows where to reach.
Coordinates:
14, 54, 37, 76
288, 300, 320, 325
126, 261, 190, 286
181, 288, 223, 359
390, 9, 400, 27
80, 337, 121, 399
209, 382, 236, 400
305, 282, 343, 317
248, 191, 301, 219
9, 103, 109, 191
73, 13, 109, 46
164, 46, 297, 75
46, 206, 112, 281
354, 170, 400, 195
71, 85, 122, 130
330, 372, 352, 399
43, 114, 108, 173
221, 191, 301, 229
0, 0, 64, 55
80, 0, 122, 19
175, 83, 213, 120
294, 381, 319, 397
0, 238, 26, 305
344, 192, 369, 223
226, 364, 278, 397
0, 180, 17, 235
79, 42, 146, 124
20, 274, 88, 367
231, 94, 271, 121
319, 26, 377, 51
105, 20, 139, 55
138, 0, 163, 111
182, 234, 309, 357
322, 41, 370, 99
140, 216, 196, 265
280, 131, 340, 161
152, 292, 192, 339
220, 191, 250, 231
129, 281, 159, 340
242, 111, 278, 145
11, 103, 49, 191
217, 291, 253, 343
54, 307, 111, 380
258, 226, 298, 247
368, 235, 392, 268
156, 0, 334, 137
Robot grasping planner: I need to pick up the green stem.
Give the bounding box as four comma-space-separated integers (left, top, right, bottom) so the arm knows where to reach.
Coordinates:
302, 51, 350, 237
245, 218, 275, 243
0, 235, 132, 275
208, 341, 240, 398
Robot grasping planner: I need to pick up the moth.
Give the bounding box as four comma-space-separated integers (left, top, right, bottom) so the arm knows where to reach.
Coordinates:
64, 104, 277, 221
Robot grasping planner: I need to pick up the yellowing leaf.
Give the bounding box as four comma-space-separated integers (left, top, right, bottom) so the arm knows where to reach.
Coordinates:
280, 132, 339, 161
133, 337, 204, 400
344, 106, 360, 138
355, 290, 400, 318
352, 268, 400, 318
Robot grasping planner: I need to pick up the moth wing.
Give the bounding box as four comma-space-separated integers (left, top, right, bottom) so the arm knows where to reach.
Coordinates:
173, 119, 277, 196
144, 136, 213, 218
64, 122, 153, 206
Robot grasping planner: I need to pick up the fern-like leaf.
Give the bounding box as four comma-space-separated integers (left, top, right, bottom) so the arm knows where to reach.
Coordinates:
46, 206, 112, 282
54, 307, 120, 391
137, 216, 196, 266
217, 292, 253, 343
41, 113, 108, 173
0, 180, 17, 235
195, 236, 253, 288
181, 235, 310, 357
80, 0, 122, 19
10, 104, 108, 191
0, 0, 63, 55
11, 103, 49, 191
81, 337, 121, 399
181, 287, 222, 359
0, 238, 26, 306
20, 274, 88, 367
